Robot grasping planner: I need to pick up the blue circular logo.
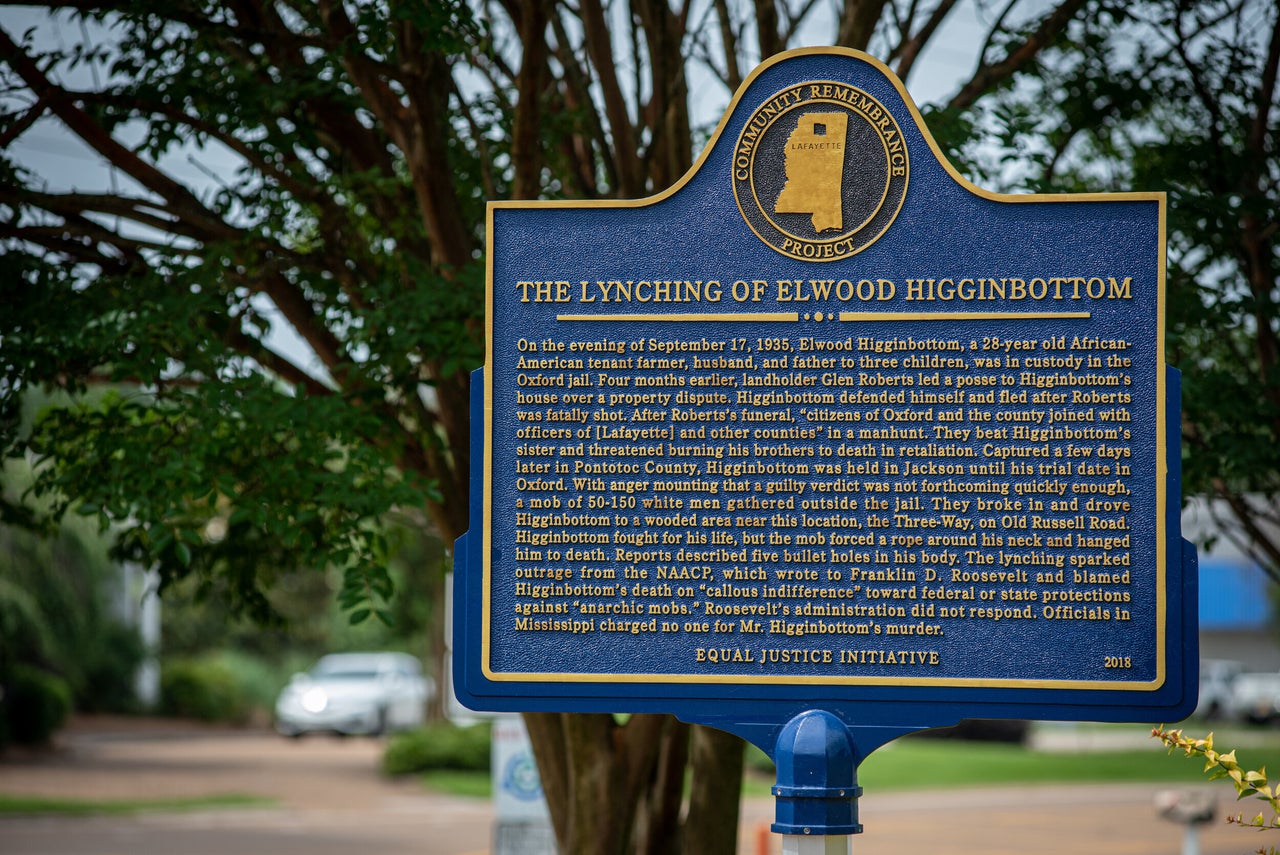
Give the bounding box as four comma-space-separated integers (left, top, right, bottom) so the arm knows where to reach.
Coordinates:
502, 752, 543, 801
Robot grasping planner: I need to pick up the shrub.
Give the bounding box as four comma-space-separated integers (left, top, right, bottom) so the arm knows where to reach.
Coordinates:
207, 649, 288, 712
2, 665, 73, 746
383, 722, 492, 776
0, 579, 54, 671
159, 657, 250, 724
0, 515, 146, 718
76, 622, 145, 714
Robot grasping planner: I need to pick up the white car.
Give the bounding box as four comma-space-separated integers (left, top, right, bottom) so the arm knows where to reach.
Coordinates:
275, 652, 431, 737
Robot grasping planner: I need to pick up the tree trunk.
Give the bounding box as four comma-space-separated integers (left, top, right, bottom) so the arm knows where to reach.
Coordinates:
681, 724, 746, 855
524, 712, 745, 854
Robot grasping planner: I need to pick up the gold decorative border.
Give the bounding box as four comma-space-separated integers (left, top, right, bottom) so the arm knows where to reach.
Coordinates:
482, 47, 1169, 693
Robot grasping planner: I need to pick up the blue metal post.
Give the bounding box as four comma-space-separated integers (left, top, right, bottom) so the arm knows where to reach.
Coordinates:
772, 710, 861, 854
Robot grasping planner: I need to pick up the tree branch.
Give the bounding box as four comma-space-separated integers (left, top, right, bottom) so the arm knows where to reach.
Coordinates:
578, 0, 644, 196
777, 0, 822, 44
511, 0, 550, 199
544, 10, 611, 197
0, 93, 50, 149
1218, 483, 1280, 584
397, 36, 478, 270
315, 0, 411, 143
895, 0, 960, 82
0, 223, 135, 274
77, 91, 325, 205
1247, 8, 1280, 161
713, 0, 743, 92
0, 26, 237, 242
634, 0, 692, 189
948, 0, 1089, 111
224, 326, 334, 398
837, 0, 890, 50
4, 187, 212, 244
754, 0, 782, 58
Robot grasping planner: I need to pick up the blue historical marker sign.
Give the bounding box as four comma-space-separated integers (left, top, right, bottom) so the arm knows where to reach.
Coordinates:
454, 48, 1196, 739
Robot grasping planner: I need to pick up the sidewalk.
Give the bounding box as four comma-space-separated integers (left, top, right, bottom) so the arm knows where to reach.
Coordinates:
741, 784, 1240, 855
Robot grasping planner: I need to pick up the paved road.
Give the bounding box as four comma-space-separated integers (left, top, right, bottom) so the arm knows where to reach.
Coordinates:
0, 718, 1257, 855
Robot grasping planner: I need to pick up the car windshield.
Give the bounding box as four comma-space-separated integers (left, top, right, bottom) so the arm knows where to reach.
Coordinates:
311, 657, 387, 679
314, 667, 380, 679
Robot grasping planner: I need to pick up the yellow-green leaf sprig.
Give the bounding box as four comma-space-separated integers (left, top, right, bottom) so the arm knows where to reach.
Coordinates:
1154, 725, 1280, 852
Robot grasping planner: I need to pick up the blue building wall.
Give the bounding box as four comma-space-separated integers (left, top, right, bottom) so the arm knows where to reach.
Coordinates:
1199, 556, 1273, 631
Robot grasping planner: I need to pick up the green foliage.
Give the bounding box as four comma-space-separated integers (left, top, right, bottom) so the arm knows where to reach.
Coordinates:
155, 526, 443, 675
383, 722, 492, 776
0, 577, 54, 674
159, 656, 250, 724
2, 3, 1275, 852
927, 1, 1280, 566
143, 524, 446, 730
2, 664, 72, 746
1156, 727, 1280, 854
76, 623, 146, 715
199, 650, 293, 713
1, 3, 484, 622
0, 479, 144, 724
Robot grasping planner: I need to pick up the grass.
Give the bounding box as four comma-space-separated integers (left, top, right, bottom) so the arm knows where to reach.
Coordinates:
421, 731, 1279, 800
741, 728, 1280, 796
420, 770, 492, 798
0, 792, 274, 816
860, 739, 1279, 791
396, 722, 1280, 802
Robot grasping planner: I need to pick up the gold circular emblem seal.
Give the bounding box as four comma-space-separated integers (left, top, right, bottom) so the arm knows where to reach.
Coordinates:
732, 82, 909, 261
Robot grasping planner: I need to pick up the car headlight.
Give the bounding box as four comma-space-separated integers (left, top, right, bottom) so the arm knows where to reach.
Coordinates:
301, 687, 329, 713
